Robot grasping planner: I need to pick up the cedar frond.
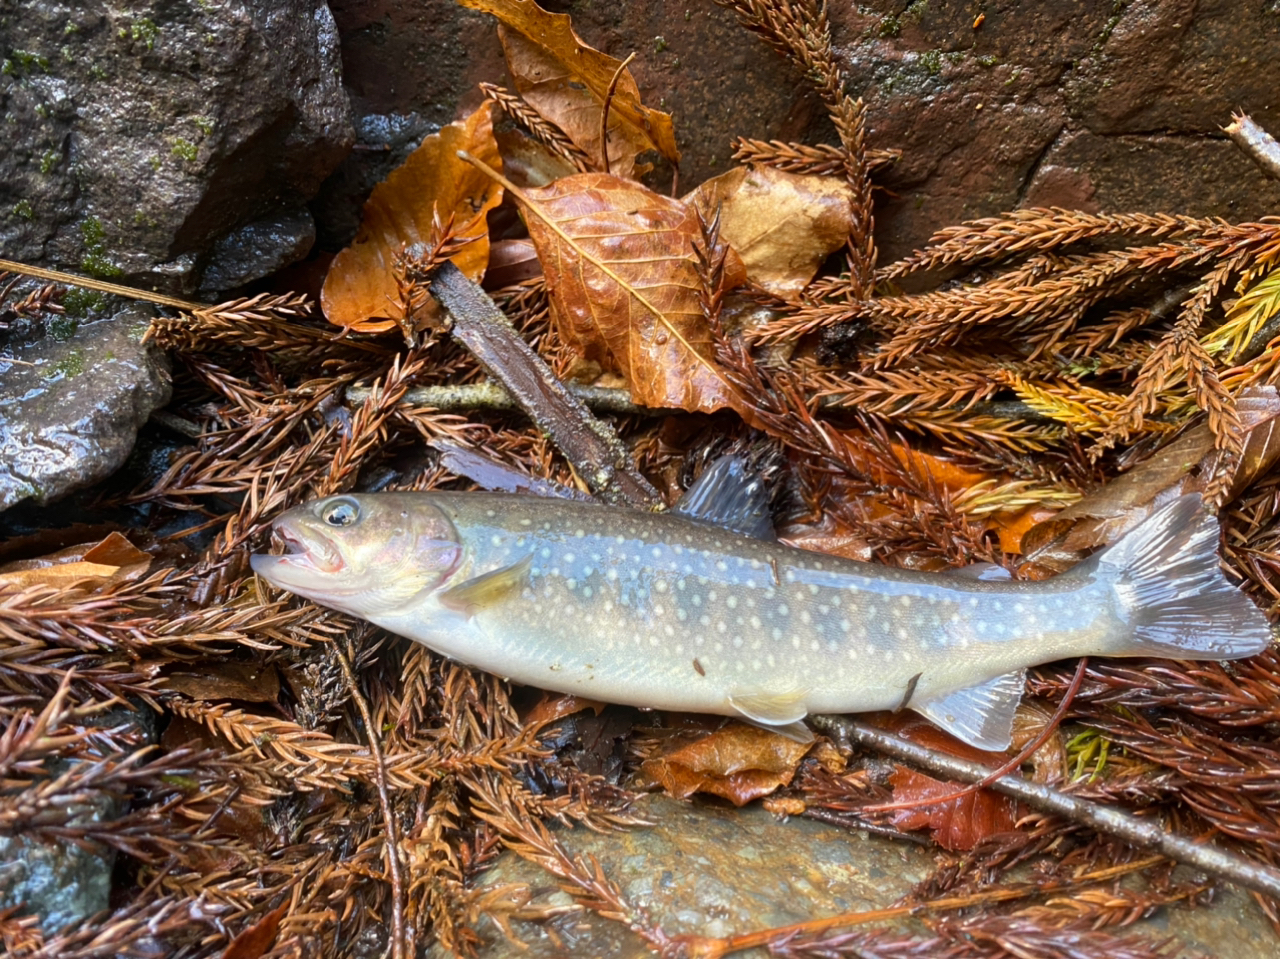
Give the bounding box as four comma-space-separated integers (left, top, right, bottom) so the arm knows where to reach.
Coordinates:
730, 136, 900, 177
481, 82, 595, 174
1204, 265, 1280, 361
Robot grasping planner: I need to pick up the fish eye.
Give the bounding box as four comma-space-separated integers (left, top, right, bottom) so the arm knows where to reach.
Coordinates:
321, 498, 360, 528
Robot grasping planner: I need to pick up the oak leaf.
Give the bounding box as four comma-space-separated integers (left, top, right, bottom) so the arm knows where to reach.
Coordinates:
501, 167, 748, 413
320, 102, 503, 332
459, 0, 679, 174
687, 165, 855, 296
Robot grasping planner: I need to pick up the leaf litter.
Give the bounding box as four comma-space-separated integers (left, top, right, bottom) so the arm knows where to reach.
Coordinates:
3, 0, 1280, 956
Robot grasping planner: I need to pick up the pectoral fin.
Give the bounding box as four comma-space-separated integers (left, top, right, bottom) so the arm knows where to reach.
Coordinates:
913, 668, 1026, 752
439, 554, 533, 618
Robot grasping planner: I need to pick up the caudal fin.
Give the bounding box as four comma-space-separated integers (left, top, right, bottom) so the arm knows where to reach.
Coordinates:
1091, 494, 1272, 659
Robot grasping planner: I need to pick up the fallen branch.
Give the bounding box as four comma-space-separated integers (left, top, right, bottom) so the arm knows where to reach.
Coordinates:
1225, 112, 1280, 182
809, 714, 1280, 902
429, 261, 662, 508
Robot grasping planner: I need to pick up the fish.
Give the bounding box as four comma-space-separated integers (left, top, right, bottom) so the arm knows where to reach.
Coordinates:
250, 458, 1273, 750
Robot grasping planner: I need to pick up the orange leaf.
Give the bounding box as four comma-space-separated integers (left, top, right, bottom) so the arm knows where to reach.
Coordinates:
474, 160, 747, 413
460, 0, 680, 171
686, 165, 855, 296
320, 102, 503, 331
876, 714, 1021, 851
887, 766, 1020, 851
220, 902, 288, 959
0, 532, 151, 594
639, 723, 812, 806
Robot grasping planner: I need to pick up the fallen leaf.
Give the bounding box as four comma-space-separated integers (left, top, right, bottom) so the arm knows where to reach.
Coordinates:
638, 722, 812, 806
321, 102, 503, 331
162, 662, 282, 703
460, 0, 680, 174
488, 164, 747, 413
686, 165, 855, 296
887, 766, 1020, 851
1021, 385, 1280, 572
0, 532, 151, 594
876, 714, 1021, 851
220, 902, 288, 959
523, 692, 606, 728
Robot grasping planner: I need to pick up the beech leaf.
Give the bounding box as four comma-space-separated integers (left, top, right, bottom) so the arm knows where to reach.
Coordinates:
459, 0, 679, 172
471, 157, 748, 413
687, 165, 855, 296
639, 723, 812, 806
320, 102, 503, 332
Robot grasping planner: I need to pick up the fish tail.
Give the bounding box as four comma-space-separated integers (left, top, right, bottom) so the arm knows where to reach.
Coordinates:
1088, 494, 1272, 659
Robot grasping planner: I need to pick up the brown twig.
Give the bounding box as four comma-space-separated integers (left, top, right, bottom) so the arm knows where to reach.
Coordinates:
333, 641, 409, 959
810, 714, 1280, 901
428, 260, 662, 508
600, 52, 637, 175
1224, 112, 1280, 182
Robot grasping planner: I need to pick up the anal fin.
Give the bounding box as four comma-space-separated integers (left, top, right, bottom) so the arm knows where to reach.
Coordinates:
439, 554, 533, 618
913, 669, 1026, 752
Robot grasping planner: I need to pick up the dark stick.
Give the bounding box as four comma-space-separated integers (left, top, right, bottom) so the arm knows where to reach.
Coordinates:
810, 714, 1280, 902
429, 262, 662, 508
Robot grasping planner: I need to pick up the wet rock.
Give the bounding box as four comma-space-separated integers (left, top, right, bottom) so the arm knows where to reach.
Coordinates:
329, 1, 1280, 264
0, 705, 158, 933
0, 1, 353, 293
445, 795, 1277, 959
199, 208, 317, 295
0, 305, 171, 512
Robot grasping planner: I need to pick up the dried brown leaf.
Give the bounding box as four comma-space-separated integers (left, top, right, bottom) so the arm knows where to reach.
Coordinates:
0, 532, 151, 594
321, 102, 503, 331
459, 0, 680, 170
1021, 386, 1280, 570
508, 169, 749, 413
686, 164, 855, 296
638, 723, 812, 806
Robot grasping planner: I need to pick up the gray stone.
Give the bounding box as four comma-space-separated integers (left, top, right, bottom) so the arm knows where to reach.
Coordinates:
0, 0, 353, 293
0, 776, 119, 933
443, 795, 1276, 959
199, 207, 316, 295
0, 305, 171, 512
0, 705, 157, 934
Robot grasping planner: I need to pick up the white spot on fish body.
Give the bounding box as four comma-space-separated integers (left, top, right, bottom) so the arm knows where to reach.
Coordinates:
733, 636, 743, 648
800, 610, 811, 625
726, 595, 738, 609
490, 535, 502, 546
750, 615, 761, 629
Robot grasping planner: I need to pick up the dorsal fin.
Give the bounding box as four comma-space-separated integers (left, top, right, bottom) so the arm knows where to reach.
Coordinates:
672, 456, 775, 540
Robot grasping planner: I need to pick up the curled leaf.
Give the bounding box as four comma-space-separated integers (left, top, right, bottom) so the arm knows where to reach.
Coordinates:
321, 102, 503, 332
0, 532, 151, 593
459, 0, 679, 172
687, 165, 855, 296
639, 722, 812, 806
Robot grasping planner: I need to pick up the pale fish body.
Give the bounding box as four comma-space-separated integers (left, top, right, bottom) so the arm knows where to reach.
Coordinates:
250, 468, 1272, 750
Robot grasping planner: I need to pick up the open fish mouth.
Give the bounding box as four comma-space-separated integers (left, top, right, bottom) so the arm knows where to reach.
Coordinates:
264, 522, 345, 574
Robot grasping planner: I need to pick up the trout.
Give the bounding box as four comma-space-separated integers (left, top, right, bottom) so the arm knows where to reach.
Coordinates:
250, 460, 1271, 749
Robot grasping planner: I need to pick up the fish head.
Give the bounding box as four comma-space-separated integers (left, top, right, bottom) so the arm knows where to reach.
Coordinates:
250, 493, 461, 617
